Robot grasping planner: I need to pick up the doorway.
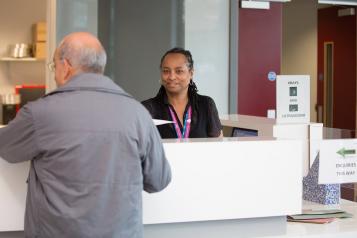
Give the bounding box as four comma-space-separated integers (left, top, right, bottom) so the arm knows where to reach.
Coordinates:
317, 6, 356, 132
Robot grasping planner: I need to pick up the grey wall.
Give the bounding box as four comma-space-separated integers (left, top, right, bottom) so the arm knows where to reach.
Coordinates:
98, 0, 184, 101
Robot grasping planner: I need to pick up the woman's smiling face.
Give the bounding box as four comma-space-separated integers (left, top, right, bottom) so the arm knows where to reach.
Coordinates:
160, 53, 193, 95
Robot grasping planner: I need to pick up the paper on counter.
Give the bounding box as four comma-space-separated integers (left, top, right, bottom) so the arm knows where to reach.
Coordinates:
153, 119, 174, 126
288, 209, 353, 220
287, 217, 335, 224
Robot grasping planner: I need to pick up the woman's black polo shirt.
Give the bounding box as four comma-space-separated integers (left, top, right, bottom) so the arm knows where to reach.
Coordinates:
142, 92, 222, 139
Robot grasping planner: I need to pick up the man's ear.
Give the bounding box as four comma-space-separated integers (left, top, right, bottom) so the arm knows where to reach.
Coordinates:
62, 59, 73, 83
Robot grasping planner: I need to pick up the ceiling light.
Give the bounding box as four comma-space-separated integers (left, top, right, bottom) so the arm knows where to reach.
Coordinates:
241, 1, 270, 9
318, 0, 357, 6
259, 0, 291, 2
240, 0, 291, 10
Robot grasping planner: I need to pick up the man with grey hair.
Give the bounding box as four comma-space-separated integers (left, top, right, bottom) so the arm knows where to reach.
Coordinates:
0, 32, 171, 237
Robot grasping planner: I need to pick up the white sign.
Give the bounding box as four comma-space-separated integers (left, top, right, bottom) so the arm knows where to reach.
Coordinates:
319, 139, 357, 184
276, 75, 310, 124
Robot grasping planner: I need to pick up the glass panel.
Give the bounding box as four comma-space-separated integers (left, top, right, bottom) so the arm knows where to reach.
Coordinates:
47, 0, 98, 92
323, 127, 357, 202
97, 0, 184, 102
185, 0, 230, 114
56, 0, 98, 41
96, 0, 230, 115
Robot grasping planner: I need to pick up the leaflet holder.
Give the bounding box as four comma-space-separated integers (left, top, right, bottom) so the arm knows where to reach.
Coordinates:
303, 154, 340, 205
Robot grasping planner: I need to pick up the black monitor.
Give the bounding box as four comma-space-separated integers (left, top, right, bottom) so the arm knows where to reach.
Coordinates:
231, 127, 258, 137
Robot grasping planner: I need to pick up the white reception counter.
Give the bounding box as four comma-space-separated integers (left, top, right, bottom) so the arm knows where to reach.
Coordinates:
2, 119, 356, 238
0, 137, 303, 235
144, 138, 302, 224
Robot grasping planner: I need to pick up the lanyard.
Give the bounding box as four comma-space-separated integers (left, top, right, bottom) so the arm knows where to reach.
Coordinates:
168, 105, 192, 139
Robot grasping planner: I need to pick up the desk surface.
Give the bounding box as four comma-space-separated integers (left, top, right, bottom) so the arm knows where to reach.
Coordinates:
220, 114, 276, 125
282, 199, 357, 238
144, 199, 357, 238
220, 114, 275, 137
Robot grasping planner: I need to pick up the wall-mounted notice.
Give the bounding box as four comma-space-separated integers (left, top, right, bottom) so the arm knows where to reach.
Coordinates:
319, 139, 357, 184
276, 75, 310, 124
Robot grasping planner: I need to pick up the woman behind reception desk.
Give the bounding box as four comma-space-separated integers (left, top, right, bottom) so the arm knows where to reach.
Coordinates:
142, 47, 222, 138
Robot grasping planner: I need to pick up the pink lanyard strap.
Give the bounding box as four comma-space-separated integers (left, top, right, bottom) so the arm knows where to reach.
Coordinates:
168, 105, 192, 138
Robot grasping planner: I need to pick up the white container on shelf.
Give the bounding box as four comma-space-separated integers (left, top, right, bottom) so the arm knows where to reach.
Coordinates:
8, 43, 32, 58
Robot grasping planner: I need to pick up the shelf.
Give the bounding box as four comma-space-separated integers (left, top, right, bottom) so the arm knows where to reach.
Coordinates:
0, 57, 44, 62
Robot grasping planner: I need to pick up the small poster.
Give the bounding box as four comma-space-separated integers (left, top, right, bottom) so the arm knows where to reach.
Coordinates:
276, 75, 310, 124
319, 139, 357, 184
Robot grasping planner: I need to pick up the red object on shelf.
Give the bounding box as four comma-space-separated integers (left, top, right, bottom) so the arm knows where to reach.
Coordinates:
15, 85, 46, 112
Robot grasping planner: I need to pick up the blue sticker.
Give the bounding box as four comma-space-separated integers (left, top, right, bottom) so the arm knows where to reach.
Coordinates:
268, 71, 277, 81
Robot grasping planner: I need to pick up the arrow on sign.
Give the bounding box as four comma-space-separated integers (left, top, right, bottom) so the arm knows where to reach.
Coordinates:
337, 148, 356, 158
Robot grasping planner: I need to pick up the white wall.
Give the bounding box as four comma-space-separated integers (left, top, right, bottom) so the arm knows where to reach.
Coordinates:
184, 0, 230, 115
282, 0, 318, 122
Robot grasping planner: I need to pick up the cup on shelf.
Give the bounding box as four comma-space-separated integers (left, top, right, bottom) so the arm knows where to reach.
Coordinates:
1, 94, 21, 124
8, 43, 32, 58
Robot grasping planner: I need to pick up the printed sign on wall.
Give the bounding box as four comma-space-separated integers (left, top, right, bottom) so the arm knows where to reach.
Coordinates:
319, 139, 357, 184
276, 75, 310, 124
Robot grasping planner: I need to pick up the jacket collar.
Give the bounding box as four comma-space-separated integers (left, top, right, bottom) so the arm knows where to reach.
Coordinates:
162, 91, 170, 105
155, 88, 192, 106
45, 73, 132, 98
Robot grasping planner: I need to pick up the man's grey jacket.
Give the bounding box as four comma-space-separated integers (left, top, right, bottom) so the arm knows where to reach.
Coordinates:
0, 73, 171, 238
